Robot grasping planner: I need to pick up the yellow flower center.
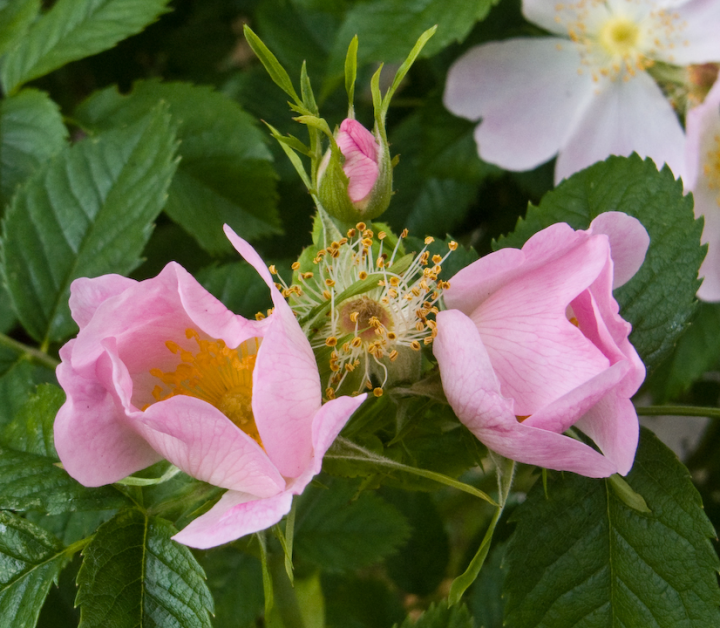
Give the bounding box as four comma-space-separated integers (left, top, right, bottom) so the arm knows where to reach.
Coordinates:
149, 329, 263, 446
599, 16, 640, 57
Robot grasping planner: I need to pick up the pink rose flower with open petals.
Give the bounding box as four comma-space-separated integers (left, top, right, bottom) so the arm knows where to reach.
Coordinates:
686, 77, 720, 301
54, 225, 366, 549
434, 212, 649, 477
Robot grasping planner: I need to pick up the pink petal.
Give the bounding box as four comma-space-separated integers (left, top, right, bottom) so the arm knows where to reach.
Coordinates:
286, 393, 368, 496
172, 490, 293, 549
138, 396, 286, 497
588, 212, 649, 288
523, 361, 629, 432
555, 72, 686, 182
574, 393, 639, 475
337, 119, 379, 203
434, 310, 618, 477
471, 231, 611, 415
224, 226, 323, 478
69, 275, 137, 328
444, 38, 594, 171
54, 343, 160, 487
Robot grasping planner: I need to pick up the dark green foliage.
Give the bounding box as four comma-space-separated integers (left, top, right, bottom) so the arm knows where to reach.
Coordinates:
495, 155, 705, 372
76, 509, 214, 628
1, 0, 171, 93
199, 547, 264, 628
0, 511, 67, 628
0, 89, 67, 211
1, 105, 178, 342
503, 428, 720, 627
197, 262, 274, 320
648, 301, 720, 401
294, 477, 410, 572
2, 382, 64, 458
327, 0, 499, 77
398, 601, 473, 628
74, 80, 280, 255
384, 490, 451, 596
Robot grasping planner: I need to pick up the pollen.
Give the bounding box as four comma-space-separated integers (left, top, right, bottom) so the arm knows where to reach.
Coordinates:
149, 330, 263, 446
277, 225, 455, 395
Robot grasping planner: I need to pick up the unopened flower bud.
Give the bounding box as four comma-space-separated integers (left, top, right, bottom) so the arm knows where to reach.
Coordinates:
318, 118, 392, 222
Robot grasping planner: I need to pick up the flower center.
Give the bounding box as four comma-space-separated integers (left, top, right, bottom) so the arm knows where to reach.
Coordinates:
599, 16, 640, 57
554, 0, 688, 84
149, 329, 263, 446
339, 296, 394, 341
270, 223, 454, 399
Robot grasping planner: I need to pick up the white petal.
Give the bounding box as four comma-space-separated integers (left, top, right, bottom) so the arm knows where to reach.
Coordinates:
555, 71, 685, 182
523, 0, 571, 35
654, 0, 720, 65
444, 38, 595, 172
695, 186, 720, 302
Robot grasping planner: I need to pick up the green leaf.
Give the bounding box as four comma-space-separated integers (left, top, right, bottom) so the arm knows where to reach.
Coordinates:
0, 360, 56, 429
0, 0, 171, 94
2, 382, 64, 458
197, 261, 274, 320
467, 542, 505, 628
648, 301, 720, 401
449, 457, 514, 604
323, 572, 405, 628
494, 155, 704, 371
398, 601, 473, 628
384, 490, 450, 596
242, 25, 301, 106
503, 428, 720, 627
199, 547, 263, 628
293, 477, 410, 572
0, 447, 126, 514
74, 80, 280, 255
326, 0, 498, 81
76, 509, 214, 628
0, 0, 40, 58
0, 88, 68, 211
0, 511, 69, 628
1, 104, 178, 343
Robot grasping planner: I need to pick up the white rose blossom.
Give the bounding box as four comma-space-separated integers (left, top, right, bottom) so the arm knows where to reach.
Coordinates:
444, 0, 720, 184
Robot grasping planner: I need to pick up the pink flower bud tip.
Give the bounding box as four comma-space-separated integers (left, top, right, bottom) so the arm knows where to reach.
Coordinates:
336, 118, 380, 205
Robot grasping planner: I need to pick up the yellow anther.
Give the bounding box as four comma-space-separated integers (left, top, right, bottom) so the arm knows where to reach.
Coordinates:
291, 262, 300, 270
255, 312, 266, 321
411, 340, 421, 351
373, 387, 383, 398
325, 336, 338, 347
269, 265, 277, 274
358, 271, 368, 280
356, 222, 367, 231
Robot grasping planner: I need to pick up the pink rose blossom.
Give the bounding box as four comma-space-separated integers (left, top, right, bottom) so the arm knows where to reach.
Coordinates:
685, 77, 720, 301
54, 225, 366, 548
434, 212, 649, 478
336, 118, 380, 204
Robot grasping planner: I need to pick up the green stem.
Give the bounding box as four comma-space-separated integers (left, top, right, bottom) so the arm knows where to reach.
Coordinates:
635, 405, 720, 419
0, 332, 59, 369
328, 437, 498, 506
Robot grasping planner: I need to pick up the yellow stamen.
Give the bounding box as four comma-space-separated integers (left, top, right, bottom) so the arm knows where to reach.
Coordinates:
149, 330, 263, 446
